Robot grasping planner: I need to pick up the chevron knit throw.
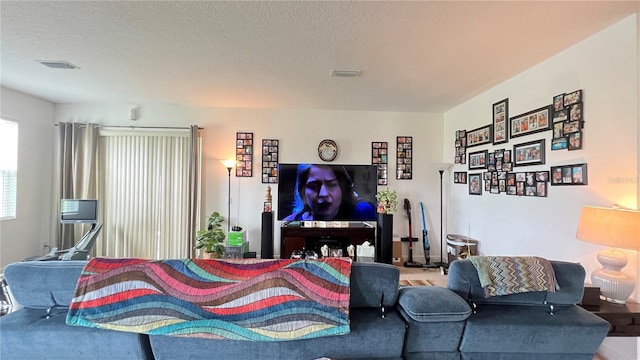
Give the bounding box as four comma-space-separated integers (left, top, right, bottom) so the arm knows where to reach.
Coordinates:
467, 256, 558, 297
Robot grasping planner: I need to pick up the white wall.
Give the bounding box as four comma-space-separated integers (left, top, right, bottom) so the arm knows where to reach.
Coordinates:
444, 14, 639, 360
54, 104, 445, 259
0, 87, 55, 268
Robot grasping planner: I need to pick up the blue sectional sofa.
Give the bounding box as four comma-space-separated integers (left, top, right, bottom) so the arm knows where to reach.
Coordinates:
0, 258, 609, 360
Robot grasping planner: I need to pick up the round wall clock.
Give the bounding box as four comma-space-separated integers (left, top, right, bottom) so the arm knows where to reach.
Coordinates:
318, 139, 338, 162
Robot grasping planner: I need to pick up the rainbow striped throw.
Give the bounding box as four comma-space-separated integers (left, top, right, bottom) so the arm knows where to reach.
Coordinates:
66, 257, 351, 341
468, 256, 558, 297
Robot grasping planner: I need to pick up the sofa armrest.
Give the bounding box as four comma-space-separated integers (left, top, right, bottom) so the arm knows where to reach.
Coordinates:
4, 261, 86, 309
398, 286, 471, 322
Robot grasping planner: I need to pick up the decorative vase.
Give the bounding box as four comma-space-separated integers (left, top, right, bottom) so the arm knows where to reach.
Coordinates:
377, 202, 387, 214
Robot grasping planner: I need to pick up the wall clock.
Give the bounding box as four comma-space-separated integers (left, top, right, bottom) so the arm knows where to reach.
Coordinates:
318, 139, 338, 162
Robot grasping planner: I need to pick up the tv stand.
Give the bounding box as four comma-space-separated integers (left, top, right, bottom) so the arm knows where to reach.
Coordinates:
280, 225, 375, 259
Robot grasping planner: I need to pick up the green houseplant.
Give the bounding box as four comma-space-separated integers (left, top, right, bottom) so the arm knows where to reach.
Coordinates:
375, 189, 398, 214
194, 211, 226, 258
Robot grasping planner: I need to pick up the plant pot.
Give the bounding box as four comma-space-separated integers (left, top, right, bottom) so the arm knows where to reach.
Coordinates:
377, 202, 387, 214
202, 251, 220, 259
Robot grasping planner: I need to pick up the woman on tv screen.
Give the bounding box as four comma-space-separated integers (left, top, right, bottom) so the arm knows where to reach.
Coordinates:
283, 164, 376, 221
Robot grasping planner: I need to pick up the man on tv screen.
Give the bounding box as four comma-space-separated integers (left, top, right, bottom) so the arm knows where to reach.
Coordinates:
283, 164, 375, 221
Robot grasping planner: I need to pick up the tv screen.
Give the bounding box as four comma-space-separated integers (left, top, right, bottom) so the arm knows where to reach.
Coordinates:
60, 199, 98, 224
277, 164, 377, 221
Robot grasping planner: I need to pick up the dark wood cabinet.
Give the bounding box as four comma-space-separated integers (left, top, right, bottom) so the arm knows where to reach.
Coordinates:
580, 300, 640, 337
280, 226, 375, 259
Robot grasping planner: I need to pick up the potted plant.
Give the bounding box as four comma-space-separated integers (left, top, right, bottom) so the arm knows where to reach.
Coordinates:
194, 211, 226, 258
375, 189, 398, 214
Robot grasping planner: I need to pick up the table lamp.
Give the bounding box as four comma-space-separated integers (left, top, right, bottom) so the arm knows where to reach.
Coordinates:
576, 206, 640, 304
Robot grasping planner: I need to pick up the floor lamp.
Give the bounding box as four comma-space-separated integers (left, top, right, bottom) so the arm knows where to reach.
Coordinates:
434, 164, 452, 268
220, 160, 236, 232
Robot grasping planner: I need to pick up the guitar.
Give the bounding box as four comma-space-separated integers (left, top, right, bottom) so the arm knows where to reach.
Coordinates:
420, 202, 431, 264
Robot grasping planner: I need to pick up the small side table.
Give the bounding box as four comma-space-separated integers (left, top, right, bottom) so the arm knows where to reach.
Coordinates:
580, 300, 640, 337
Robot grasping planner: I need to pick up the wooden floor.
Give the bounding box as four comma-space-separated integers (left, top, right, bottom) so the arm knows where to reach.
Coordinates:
397, 265, 447, 287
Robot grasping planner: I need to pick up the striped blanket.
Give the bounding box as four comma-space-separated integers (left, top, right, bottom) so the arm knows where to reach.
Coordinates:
66, 257, 351, 341
467, 256, 558, 297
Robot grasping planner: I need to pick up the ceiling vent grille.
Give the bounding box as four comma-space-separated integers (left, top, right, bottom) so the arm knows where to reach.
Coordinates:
37, 60, 80, 70
330, 70, 361, 78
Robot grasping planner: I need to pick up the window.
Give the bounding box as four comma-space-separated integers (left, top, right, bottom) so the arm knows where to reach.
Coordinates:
0, 119, 18, 220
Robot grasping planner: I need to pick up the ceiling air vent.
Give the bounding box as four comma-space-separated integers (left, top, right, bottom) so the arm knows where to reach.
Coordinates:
330, 70, 361, 78
36, 60, 80, 70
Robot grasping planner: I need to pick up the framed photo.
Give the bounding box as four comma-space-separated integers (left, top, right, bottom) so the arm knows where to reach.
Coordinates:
261, 139, 279, 183
454, 172, 467, 184
567, 132, 582, 151
396, 136, 412, 180
513, 139, 545, 167
492, 98, 509, 145
551, 163, 588, 186
563, 89, 582, 107
568, 102, 583, 122
263, 202, 272, 213
372, 141, 388, 185
510, 105, 552, 139
552, 93, 565, 113
563, 120, 581, 134
552, 109, 568, 123
466, 124, 492, 148
236, 132, 253, 177
469, 173, 482, 195
468, 150, 488, 170
551, 137, 568, 150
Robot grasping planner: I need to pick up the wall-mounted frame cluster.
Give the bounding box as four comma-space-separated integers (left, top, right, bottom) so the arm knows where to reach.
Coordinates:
261, 139, 279, 183
372, 141, 388, 185
235, 132, 253, 177
453, 89, 586, 198
396, 136, 413, 180
551, 89, 583, 151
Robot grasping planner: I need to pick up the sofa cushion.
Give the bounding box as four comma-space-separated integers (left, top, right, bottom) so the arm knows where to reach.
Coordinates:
398, 286, 471, 322
0, 308, 153, 360
350, 262, 399, 308
4, 260, 86, 309
459, 304, 610, 356
149, 308, 406, 360
447, 259, 585, 306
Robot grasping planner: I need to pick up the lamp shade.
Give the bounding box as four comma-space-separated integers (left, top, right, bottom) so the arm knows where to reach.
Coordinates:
576, 206, 640, 251
221, 159, 236, 169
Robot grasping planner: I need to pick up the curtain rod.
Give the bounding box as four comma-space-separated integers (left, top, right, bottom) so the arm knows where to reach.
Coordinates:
54, 124, 203, 130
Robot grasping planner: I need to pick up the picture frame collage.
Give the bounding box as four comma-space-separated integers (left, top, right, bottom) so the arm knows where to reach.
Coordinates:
235, 132, 253, 177
454, 90, 586, 197
466, 124, 492, 148
492, 98, 509, 145
551, 163, 588, 186
454, 129, 467, 164
510, 105, 551, 139
551, 89, 583, 151
261, 139, 279, 184
396, 136, 413, 180
372, 141, 389, 185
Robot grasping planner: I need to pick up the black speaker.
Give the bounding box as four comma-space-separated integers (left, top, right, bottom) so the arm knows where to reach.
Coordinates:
261, 212, 274, 259
376, 213, 393, 264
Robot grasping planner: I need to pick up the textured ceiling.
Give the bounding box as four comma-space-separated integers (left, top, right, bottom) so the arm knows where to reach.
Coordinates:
1, 1, 638, 113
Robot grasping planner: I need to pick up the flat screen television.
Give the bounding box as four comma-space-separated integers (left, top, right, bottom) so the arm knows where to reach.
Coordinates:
277, 164, 378, 221
60, 199, 98, 224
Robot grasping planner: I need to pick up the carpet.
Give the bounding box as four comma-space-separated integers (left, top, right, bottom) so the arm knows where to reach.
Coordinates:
399, 279, 433, 287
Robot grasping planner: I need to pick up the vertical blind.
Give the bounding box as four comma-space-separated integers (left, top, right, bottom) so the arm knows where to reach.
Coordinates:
96, 130, 191, 259
0, 120, 18, 220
